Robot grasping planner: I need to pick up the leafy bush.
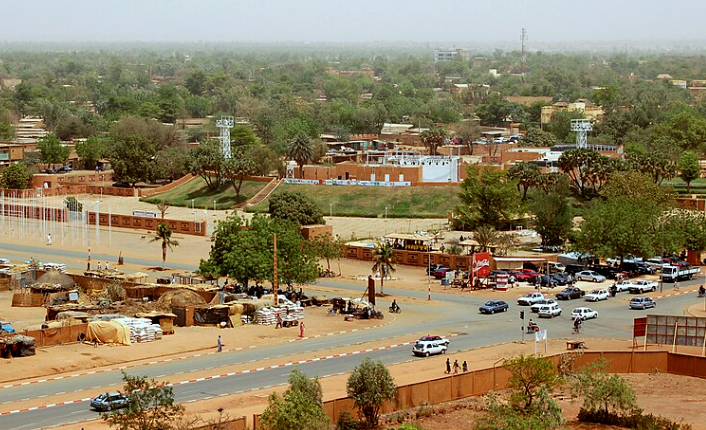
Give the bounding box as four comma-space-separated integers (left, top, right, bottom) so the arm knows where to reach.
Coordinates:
578, 408, 692, 430
336, 412, 360, 430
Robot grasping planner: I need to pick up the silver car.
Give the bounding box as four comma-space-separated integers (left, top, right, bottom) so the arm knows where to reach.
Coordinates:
576, 271, 606, 283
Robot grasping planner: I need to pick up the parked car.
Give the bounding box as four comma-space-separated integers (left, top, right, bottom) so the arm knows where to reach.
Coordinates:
584, 289, 609, 302
576, 271, 606, 283
418, 335, 450, 346
629, 297, 656, 310
56, 165, 73, 173
564, 264, 587, 275
628, 280, 658, 294
433, 266, 452, 279
571, 307, 598, 320
530, 274, 558, 288
550, 272, 570, 286
530, 299, 558, 313
589, 265, 624, 280
426, 263, 443, 275
613, 280, 635, 292
479, 300, 509, 314
555, 287, 585, 300
412, 340, 448, 357
91, 392, 128, 411
537, 303, 562, 318
621, 261, 656, 275
511, 269, 537, 282
517, 292, 545, 306
548, 262, 566, 273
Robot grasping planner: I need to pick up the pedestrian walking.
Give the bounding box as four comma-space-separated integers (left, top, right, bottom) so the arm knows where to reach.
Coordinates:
46, 233, 52, 246
462, 361, 468, 372
445, 358, 451, 374
217, 335, 222, 352
299, 321, 305, 338
105, 262, 110, 271
97, 262, 102, 271
276, 313, 282, 329
453, 359, 460, 374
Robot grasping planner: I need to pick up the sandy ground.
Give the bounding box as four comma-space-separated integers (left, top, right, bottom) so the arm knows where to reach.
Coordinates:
0, 301, 412, 384
401, 371, 706, 430
50, 338, 706, 430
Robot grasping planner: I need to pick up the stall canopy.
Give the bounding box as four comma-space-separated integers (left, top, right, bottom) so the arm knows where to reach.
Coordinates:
86, 320, 131, 345
194, 306, 231, 326
0, 335, 36, 357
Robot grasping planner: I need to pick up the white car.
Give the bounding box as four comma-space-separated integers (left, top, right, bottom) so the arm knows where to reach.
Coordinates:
530, 299, 558, 313
412, 340, 448, 357
537, 303, 562, 318
613, 280, 634, 292
571, 307, 598, 320
584, 289, 609, 302
517, 292, 545, 306
628, 280, 658, 294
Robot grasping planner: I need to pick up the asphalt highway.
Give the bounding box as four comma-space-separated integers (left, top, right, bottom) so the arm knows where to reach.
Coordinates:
0, 282, 701, 430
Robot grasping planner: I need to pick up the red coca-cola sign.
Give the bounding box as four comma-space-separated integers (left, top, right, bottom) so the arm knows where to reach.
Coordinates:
472, 252, 491, 277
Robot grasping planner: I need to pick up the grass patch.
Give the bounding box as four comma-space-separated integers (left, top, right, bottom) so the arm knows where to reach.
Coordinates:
141, 177, 268, 210
245, 184, 460, 218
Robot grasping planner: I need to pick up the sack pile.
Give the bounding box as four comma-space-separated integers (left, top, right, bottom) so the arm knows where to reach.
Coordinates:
114, 317, 163, 343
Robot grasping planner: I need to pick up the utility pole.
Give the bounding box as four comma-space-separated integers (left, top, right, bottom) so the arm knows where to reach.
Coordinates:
273, 233, 278, 306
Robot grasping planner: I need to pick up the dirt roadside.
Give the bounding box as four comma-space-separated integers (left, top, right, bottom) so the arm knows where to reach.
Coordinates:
50, 338, 705, 430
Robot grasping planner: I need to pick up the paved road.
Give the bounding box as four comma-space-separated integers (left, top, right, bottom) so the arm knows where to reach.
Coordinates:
0, 241, 195, 273
0, 283, 700, 430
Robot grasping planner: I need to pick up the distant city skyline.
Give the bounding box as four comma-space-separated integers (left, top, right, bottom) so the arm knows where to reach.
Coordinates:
1, 0, 705, 44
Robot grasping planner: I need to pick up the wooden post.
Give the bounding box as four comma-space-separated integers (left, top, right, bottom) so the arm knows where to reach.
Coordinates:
273, 233, 278, 306
672, 319, 679, 353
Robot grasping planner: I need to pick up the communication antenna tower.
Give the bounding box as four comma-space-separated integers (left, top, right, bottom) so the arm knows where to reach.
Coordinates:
216, 116, 234, 159
520, 28, 527, 75
571, 119, 593, 148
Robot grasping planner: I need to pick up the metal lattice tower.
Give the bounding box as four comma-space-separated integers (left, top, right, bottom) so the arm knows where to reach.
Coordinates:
571, 119, 593, 148
216, 116, 235, 159
521, 28, 527, 75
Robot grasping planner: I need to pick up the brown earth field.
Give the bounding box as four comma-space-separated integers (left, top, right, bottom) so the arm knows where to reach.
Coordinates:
397, 373, 706, 430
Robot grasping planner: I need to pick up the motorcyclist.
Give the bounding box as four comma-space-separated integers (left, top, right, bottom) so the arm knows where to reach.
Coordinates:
527, 319, 538, 333
389, 300, 400, 313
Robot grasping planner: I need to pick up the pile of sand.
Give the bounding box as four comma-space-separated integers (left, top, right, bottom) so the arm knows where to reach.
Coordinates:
156, 289, 207, 308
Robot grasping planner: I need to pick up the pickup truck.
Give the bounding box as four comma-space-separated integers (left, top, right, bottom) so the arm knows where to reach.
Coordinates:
555, 287, 585, 300
661, 265, 699, 282
628, 280, 658, 294
517, 292, 545, 306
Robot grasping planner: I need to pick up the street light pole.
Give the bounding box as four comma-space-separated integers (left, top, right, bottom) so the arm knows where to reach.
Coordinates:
427, 241, 432, 301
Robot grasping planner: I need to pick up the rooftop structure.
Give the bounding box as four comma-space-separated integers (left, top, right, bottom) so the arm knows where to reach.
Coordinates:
434, 48, 470, 62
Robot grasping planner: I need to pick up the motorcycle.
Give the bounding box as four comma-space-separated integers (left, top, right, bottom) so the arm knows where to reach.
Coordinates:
526, 323, 539, 334
388, 306, 401, 314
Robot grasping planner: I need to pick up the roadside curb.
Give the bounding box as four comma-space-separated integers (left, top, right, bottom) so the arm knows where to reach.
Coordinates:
0, 336, 420, 417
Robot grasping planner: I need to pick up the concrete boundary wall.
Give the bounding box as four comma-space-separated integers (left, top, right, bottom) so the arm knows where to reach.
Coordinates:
253, 351, 702, 429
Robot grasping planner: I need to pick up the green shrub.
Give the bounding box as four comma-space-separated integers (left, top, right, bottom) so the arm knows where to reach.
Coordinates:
336, 412, 360, 430
578, 407, 693, 430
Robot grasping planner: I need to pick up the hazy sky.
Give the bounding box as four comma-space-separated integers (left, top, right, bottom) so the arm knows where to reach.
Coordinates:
2, 0, 704, 43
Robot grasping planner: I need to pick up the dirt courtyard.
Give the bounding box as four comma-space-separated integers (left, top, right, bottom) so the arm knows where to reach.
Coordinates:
400, 372, 706, 430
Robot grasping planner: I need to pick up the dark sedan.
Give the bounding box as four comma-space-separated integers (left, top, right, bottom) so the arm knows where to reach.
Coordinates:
479, 300, 509, 314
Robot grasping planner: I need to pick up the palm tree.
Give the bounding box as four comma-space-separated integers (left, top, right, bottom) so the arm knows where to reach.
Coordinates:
288, 132, 314, 178
473, 225, 499, 253
419, 127, 448, 156
150, 223, 179, 268
371, 242, 396, 295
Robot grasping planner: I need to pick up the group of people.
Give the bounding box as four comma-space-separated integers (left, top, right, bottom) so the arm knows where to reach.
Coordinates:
445, 358, 468, 374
